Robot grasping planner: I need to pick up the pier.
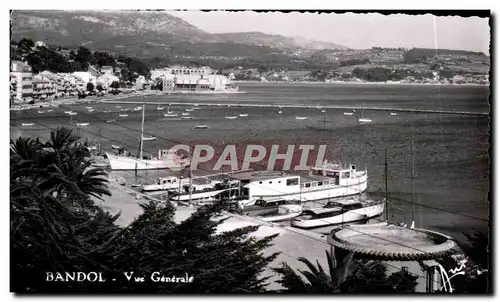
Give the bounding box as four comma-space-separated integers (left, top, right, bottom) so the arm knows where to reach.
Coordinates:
101, 100, 489, 117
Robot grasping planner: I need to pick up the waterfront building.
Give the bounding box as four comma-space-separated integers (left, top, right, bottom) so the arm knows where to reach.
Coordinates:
10, 61, 33, 101
32, 74, 57, 100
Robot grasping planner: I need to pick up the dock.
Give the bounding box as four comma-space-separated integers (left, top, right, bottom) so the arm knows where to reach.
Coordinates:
96, 182, 429, 292
100, 100, 488, 117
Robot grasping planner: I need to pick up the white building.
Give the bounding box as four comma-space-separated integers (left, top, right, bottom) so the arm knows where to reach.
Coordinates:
10, 61, 33, 101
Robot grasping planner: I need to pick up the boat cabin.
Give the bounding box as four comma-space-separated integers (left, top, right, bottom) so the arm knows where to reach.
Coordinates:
306, 161, 365, 188
324, 200, 364, 211
295, 207, 345, 220
156, 176, 180, 185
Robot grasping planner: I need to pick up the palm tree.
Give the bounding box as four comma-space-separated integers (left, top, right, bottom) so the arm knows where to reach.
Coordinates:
10, 127, 110, 206
272, 250, 355, 293
274, 250, 418, 293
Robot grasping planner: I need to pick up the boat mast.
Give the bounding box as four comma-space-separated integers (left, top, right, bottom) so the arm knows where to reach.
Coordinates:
385, 148, 389, 222
139, 103, 145, 160
410, 139, 415, 226
98, 126, 101, 154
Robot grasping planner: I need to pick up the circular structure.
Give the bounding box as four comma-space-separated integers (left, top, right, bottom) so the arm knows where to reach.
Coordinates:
328, 224, 457, 261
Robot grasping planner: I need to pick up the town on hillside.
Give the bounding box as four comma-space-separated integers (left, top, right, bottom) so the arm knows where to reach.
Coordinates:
10, 38, 490, 104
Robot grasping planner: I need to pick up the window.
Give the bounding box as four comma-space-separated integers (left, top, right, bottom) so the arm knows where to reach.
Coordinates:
342, 172, 351, 179
259, 181, 262, 184
305, 183, 311, 188
269, 181, 272, 184
286, 178, 299, 186
278, 181, 281, 183
317, 181, 323, 186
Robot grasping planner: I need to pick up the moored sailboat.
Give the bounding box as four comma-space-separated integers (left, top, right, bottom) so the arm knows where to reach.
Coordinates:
106, 104, 190, 171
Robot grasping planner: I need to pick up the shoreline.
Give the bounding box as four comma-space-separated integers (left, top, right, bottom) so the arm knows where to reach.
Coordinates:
234, 80, 490, 87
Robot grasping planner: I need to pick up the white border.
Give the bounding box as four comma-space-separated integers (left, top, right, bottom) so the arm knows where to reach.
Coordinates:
1, 1, 495, 301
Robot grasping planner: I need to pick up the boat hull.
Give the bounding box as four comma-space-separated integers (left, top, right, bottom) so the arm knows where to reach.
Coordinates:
106, 153, 185, 171
291, 202, 385, 229
250, 179, 368, 202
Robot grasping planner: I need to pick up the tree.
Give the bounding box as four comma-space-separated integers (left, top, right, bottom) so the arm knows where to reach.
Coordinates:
274, 250, 418, 293
86, 82, 95, 93
11, 127, 280, 293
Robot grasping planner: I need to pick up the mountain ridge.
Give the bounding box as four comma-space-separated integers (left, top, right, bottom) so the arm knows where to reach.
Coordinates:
10, 10, 349, 57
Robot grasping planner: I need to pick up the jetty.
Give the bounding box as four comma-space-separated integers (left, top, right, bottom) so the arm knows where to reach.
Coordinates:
100, 100, 488, 117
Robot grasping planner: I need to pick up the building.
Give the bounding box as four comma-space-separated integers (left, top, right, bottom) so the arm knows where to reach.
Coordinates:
101, 66, 113, 76
10, 61, 33, 101
32, 74, 57, 100
158, 66, 235, 92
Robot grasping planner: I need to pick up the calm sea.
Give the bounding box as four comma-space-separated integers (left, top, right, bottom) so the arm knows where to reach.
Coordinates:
10, 83, 491, 240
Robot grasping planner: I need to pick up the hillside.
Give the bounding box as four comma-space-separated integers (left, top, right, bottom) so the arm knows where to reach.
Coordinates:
214, 32, 348, 51
10, 10, 348, 60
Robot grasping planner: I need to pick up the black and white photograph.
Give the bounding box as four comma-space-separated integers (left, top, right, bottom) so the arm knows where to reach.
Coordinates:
8, 8, 491, 295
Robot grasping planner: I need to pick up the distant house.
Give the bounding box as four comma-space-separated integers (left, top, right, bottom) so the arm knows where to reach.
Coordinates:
101, 66, 113, 76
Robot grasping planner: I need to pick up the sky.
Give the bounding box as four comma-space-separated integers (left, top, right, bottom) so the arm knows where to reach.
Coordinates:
168, 11, 490, 54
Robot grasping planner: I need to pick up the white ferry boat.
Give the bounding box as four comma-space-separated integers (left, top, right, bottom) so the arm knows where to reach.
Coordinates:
239, 113, 248, 117
390, 112, 398, 116
343, 112, 354, 116
295, 116, 307, 120
226, 116, 238, 120
164, 113, 178, 117
21, 123, 34, 127
291, 199, 385, 229
76, 122, 89, 127
167, 160, 368, 206
235, 161, 368, 205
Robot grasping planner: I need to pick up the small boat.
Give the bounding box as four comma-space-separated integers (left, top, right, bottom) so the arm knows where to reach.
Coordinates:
21, 123, 34, 126
47, 109, 53, 113
243, 198, 303, 222
291, 199, 385, 229
278, 110, 283, 114
119, 114, 128, 117
85, 107, 93, 109
106, 119, 116, 123
37, 111, 44, 114
164, 113, 178, 117
195, 125, 209, 129
182, 116, 194, 120
321, 110, 326, 113
390, 112, 398, 116
157, 106, 164, 111
225, 116, 238, 120
239, 113, 248, 117
343, 112, 354, 116
88, 109, 94, 112
182, 112, 190, 116
68, 112, 78, 116
142, 136, 156, 141
111, 145, 121, 150
76, 122, 89, 127
103, 110, 111, 113
64, 111, 72, 114
133, 106, 142, 111
295, 116, 307, 120
185, 108, 195, 112
358, 118, 372, 123
115, 105, 122, 109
